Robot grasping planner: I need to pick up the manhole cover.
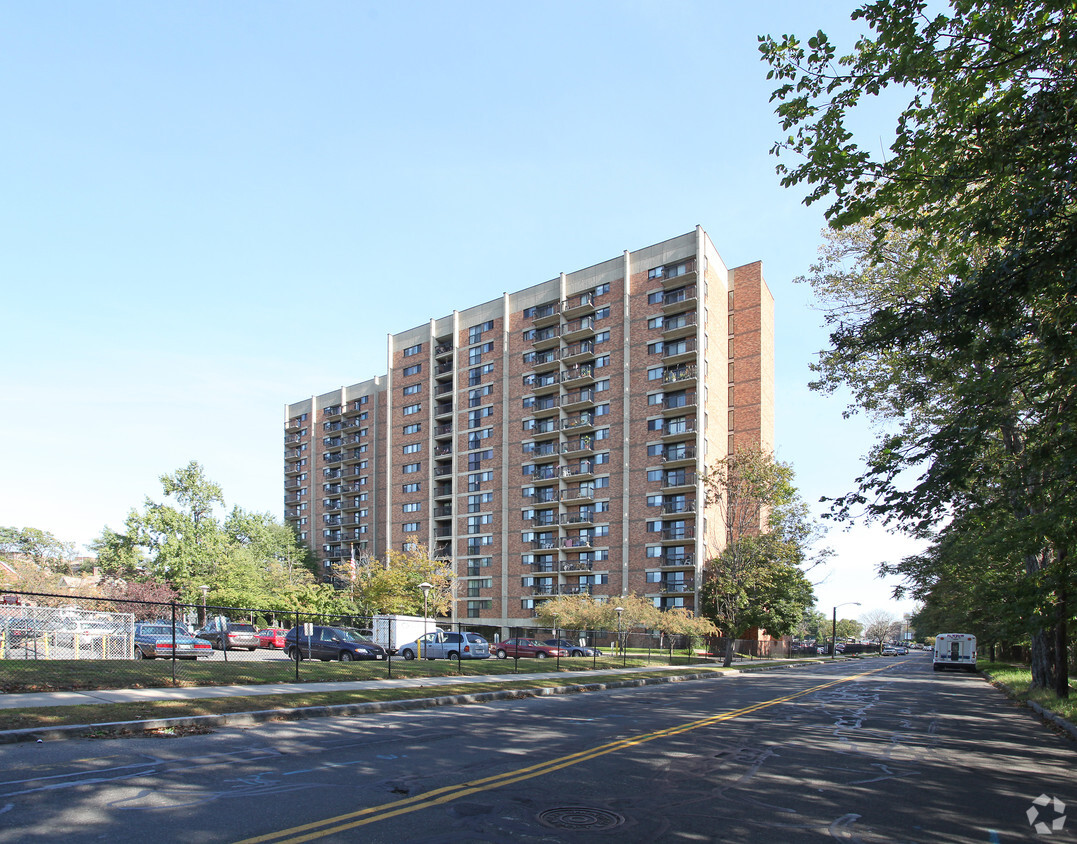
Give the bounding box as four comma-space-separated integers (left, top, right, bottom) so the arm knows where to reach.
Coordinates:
536, 807, 626, 831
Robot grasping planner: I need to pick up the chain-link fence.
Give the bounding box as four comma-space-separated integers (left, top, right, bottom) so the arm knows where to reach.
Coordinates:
5, 590, 812, 689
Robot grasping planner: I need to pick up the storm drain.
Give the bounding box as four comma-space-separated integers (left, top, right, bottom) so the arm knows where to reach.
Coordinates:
536, 807, 626, 831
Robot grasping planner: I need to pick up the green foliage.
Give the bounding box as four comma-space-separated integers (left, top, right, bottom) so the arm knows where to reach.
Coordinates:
700, 448, 821, 659
761, 0, 1077, 692
0, 526, 76, 567
94, 461, 323, 612
332, 538, 452, 617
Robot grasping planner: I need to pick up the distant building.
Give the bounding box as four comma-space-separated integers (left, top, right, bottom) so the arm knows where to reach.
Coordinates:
284, 228, 774, 631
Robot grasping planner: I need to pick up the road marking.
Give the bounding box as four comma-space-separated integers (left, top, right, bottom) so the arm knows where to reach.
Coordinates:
235, 663, 895, 843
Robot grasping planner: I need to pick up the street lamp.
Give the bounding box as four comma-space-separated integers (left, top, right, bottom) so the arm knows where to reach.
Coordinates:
832, 602, 861, 659
199, 585, 210, 627
419, 582, 433, 658
615, 606, 624, 667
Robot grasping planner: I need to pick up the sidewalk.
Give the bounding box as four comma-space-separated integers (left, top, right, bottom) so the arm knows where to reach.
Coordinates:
0, 663, 717, 710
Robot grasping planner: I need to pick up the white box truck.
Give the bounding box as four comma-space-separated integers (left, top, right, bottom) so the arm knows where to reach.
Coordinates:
933, 632, 977, 672
371, 615, 433, 655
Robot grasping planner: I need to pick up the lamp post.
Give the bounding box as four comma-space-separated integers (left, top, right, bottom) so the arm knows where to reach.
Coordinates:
832, 602, 861, 659
199, 585, 209, 628
419, 582, 433, 658
615, 606, 624, 667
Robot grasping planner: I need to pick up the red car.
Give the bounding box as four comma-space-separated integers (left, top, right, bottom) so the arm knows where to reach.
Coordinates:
494, 638, 569, 659
257, 627, 287, 649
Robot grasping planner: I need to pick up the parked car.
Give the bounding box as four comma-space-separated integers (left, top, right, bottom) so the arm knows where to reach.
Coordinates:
398, 631, 490, 660
895, 646, 908, 655
494, 638, 569, 659
195, 620, 260, 651
0, 616, 44, 642
882, 645, 898, 656
284, 626, 386, 662
257, 627, 287, 649
150, 619, 194, 636
542, 639, 602, 657
133, 622, 212, 660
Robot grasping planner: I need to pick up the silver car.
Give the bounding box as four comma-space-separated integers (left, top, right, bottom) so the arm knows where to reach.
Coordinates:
398, 630, 490, 660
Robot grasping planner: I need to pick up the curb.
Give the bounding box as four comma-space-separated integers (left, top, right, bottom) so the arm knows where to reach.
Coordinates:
0, 660, 831, 745
983, 674, 1077, 742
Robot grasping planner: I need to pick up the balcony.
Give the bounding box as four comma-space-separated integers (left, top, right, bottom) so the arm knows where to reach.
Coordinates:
434, 423, 453, 439
284, 479, 301, 491
526, 348, 561, 371
435, 402, 453, 419
561, 536, 594, 549
561, 413, 595, 432
530, 539, 558, 551
324, 515, 342, 526
661, 526, 696, 541
662, 391, 697, 412
529, 302, 561, 326
560, 559, 594, 572
284, 492, 304, 503
324, 468, 343, 479
433, 505, 453, 518
561, 316, 595, 341
323, 421, 342, 433
659, 580, 693, 594
662, 418, 697, 440
661, 312, 697, 340
562, 462, 594, 479
661, 472, 697, 490
662, 284, 698, 313
434, 484, 453, 499
660, 554, 695, 568
662, 445, 697, 465
559, 585, 594, 595
436, 361, 454, 376
434, 383, 453, 398
560, 389, 595, 411
523, 441, 559, 458
342, 418, 365, 431
323, 483, 342, 495
662, 500, 697, 514
658, 260, 697, 286
284, 433, 302, 445
531, 326, 561, 349
560, 364, 595, 387
663, 365, 697, 386
562, 437, 595, 456
561, 291, 595, 318
561, 340, 595, 363
531, 585, 557, 596
433, 464, 453, 479
285, 462, 302, 476
434, 526, 452, 538
323, 452, 343, 464
434, 444, 453, 457
322, 405, 342, 418
525, 395, 560, 417
523, 488, 560, 504
435, 343, 453, 358
561, 512, 595, 526
561, 486, 595, 504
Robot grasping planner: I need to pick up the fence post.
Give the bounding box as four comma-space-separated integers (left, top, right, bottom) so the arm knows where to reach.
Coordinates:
294, 609, 300, 682
170, 601, 178, 685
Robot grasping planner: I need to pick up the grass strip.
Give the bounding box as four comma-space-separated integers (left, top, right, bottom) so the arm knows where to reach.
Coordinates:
980, 662, 1077, 724
0, 667, 731, 733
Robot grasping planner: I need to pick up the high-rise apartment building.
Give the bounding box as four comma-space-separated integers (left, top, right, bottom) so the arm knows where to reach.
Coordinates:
284, 227, 774, 630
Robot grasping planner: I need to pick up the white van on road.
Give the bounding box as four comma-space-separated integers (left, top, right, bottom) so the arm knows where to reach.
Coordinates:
933, 633, 977, 672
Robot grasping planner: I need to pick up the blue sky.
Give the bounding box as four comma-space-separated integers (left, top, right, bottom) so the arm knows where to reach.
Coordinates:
1, 2, 920, 625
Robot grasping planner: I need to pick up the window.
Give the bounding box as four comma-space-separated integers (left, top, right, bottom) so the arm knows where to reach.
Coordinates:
403, 423, 421, 435
468, 406, 493, 427
467, 449, 493, 470
648, 316, 664, 329
403, 383, 421, 396
468, 320, 494, 344
648, 367, 665, 381
469, 385, 492, 406
595, 331, 610, 344
468, 342, 494, 364
646, 571, 662, 583
467, 427, 493, 448
647, 443, 663, 457
403, 502, 422, 513
402, 482, 421, 493
595, 379, 609, 392
595, 427, 610, 440
594, 306, 610, 320
402, 443, 421, 454
403, 343, 422, 357
594, 451, 610, 465
468, 471, 492, 491
403, 363, 422, 377
403, 403, 421, 415
594, 403, 610, 416
468, 492, 493, 512
594, 476, 609, 489
595, 354, 610, 369
594, 282, 610, 296
647, 469, 663, 482
468, 363, 495, 386
647, 290, 665, 305
648, 393, 664, 406
403, 462, 421, 474
467, 514, 493, 533
403, 522, 421, 532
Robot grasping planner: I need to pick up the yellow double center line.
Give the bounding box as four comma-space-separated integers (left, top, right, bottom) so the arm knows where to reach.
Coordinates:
237, 663, 893, 843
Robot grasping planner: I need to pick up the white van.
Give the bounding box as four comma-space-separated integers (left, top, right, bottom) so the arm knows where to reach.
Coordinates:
933, 633, 977, 672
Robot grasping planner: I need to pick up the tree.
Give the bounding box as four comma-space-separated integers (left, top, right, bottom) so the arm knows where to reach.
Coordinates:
95, 462, 319, 611
0, 526, 76, 568
760, 0, 1077, 694
700, 448, 823, 665
861, 610, 899, 646
336, 538, 452, 617
835, 618, 863, 641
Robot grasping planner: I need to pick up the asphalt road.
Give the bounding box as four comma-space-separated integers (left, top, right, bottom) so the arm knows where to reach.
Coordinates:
1, 655, 1072, 843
